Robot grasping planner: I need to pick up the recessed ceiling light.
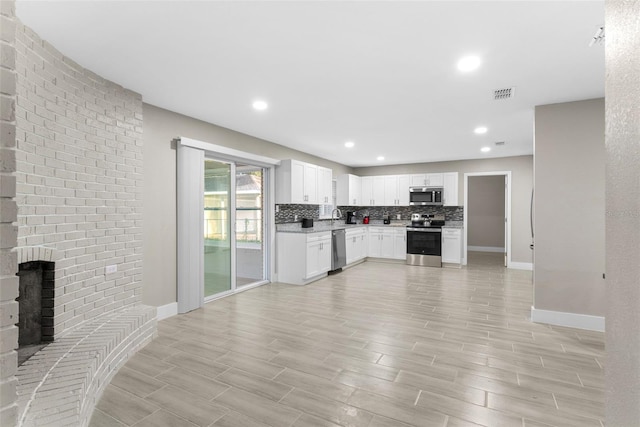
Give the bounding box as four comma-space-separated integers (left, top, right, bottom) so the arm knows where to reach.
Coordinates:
252, 100, 268, 111
457, 55, 481, 72
474, 126, 488, 134
481, 147, 491, 153
377, 156, 385, 161
344, 141, 355, 148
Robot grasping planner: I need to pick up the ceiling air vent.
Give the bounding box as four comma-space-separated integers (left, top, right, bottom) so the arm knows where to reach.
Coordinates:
494, 87, 515, 100
495, 141, 505, 146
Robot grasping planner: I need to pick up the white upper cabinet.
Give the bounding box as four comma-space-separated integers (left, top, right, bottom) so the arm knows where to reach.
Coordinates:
410, 173, 443, 187
317, 166, 333, 205
361, 176, 385, 206
383, 175, 411, 206
337, 174, 361, 206
443, 172, 459, 206
383, 176, 398, 206
276, 159, 329, 205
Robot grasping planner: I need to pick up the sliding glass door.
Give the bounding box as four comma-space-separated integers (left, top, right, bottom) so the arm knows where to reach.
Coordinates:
202, 159, 267, 300
235, 165, 265, 288
204, 160, 232, 298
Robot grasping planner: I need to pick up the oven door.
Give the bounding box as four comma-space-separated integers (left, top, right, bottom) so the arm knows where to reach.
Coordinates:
406, 229, 442, 255
406, 228, 442, 267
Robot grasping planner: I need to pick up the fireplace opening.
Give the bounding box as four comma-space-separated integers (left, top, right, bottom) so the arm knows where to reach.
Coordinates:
16, 261, 55, 366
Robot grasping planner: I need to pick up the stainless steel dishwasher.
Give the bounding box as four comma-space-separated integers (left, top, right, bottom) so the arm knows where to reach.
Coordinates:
331, 229, 346, 271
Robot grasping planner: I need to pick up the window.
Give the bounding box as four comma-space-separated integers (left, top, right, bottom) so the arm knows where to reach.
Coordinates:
318, 179, 337, 219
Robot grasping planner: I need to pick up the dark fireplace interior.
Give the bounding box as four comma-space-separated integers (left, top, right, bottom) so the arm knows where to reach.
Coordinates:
16, 261, 55, 366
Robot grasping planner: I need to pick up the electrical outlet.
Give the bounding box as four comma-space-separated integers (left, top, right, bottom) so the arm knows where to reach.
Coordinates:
294, 215, 298, 221
275, 205, 280, 212
105, 265, 117, 274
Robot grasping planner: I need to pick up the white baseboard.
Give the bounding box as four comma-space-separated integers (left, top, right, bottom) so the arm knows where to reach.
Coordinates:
157, 302, 178, 320
468, 246, 505, 253
531, 306, 605, 332
508, 262, 533, 271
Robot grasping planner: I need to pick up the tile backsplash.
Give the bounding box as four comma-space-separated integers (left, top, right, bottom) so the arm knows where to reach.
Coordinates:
275, 204, 463, 223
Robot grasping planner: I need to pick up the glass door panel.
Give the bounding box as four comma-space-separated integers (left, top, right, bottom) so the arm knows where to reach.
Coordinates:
235, 165, 265, 287
204, 160, 232, 297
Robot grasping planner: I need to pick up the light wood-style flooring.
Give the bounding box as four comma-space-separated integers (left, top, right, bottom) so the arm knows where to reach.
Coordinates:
90, 253, 605, 427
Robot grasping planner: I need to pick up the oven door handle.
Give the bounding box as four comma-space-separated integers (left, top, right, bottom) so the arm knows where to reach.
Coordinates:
407, 228, 442, 232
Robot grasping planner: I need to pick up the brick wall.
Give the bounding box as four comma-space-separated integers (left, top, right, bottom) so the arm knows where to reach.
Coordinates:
0, 0, 18, 424
13, 21, 144, 338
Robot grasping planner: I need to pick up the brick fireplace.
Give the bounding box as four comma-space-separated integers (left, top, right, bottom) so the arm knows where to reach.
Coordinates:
0, 8, 157, 427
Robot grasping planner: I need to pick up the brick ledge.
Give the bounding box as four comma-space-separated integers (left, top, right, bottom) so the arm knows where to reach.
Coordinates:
15, 305, 157, 427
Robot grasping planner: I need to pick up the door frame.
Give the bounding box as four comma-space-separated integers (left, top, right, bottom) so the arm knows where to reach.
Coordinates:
463, 171, 512, 267
177, 137, 279, 313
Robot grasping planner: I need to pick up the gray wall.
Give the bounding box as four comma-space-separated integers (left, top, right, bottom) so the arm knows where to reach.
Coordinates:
605, 1, 640, 424
143, 104, 352, 307
354, 155, 533, 264
468, 175, 505, 249
534, 98, 605, 316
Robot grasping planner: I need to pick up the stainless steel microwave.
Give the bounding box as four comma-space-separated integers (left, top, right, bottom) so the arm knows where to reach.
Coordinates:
409, 187, 443, 206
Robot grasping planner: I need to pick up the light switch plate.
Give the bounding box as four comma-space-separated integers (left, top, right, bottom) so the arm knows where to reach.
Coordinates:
105, 265, 117, 274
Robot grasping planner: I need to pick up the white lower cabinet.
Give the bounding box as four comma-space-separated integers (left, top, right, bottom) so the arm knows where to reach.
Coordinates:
441, 227, 462, 264
345, 227, 367, 265
368, 227, 406, 260
277, 231, 332, 285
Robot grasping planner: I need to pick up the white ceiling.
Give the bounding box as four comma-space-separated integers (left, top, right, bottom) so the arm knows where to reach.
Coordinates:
16, 1, 604, 167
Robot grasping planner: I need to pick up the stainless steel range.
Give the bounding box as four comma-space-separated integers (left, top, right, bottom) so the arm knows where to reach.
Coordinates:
406, 214, 445, 267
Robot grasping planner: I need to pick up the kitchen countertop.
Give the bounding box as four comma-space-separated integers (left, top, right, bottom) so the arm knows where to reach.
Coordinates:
442, 221, 464, 229
277, 220, 463, 233
276, 221, 408, 233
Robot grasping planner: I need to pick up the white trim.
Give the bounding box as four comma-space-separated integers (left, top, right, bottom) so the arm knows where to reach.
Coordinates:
531, 306, 605, 332
156, 302, 178, 320
468, 246, 505, 253
508, 262, 533, 271
178, 137, 280, 167
463, 171, 512, 267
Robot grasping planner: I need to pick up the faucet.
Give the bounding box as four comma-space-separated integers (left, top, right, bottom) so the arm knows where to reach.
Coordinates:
331, 208, 342, 227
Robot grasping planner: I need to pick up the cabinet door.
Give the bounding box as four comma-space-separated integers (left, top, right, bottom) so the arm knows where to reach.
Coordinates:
426, 173, 444, 187
350, 175, 362, 205
361, 177, 373, 206
368, 232, 381, 257
317, 167, 332, 205
360, 233, 368, 259
443, 172, 458, 206
303, 163, 318, 204
397, 175, 411, 206
380, 232, 395, 258
305, 240, 321, 278
318, 238, 332, 272
290, 160, 306, 204
345, 234, 357, 264
372, 176, 386, 206
384, 176, 398, 206
394, 230, 407, 259
410, 174, 426, 187
441, 229, 462, 263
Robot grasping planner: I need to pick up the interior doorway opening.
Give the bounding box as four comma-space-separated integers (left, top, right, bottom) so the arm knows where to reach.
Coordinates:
463, 171, 511, 268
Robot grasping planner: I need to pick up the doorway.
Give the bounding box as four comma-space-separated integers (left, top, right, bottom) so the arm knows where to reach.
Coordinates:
177, 138, 277, 313
463, 171, 511, 267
